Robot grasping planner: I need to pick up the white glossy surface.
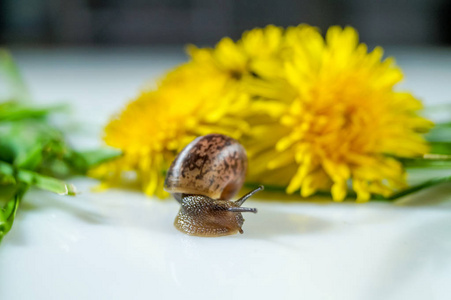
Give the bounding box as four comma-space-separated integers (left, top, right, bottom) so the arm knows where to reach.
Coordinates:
1, 47, 451, 300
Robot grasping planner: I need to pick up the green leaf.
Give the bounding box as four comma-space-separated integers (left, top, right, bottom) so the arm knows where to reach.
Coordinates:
246, 174, 451, 202
382, 175, 451, 200
0, 161, 77, 195
429, 142, 451, 155
0, 102, 67, 122
0, 120, 65, 167
54, 148, 122, 176
0, 184, 28, 244
426, 125, 451, 142
434, 121, 451, 128
15, 143, 44, 170
18, 170, 77, 195
403, 160, 451, 169
77, 148, 122, 168
401, 152, 451, 169
0, 49, 30, 102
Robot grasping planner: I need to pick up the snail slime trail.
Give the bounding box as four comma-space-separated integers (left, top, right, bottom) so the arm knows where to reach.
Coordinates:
164, 134, 263, 237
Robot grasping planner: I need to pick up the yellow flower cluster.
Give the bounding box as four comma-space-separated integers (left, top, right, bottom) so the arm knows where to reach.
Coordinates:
91, 25, 432, 201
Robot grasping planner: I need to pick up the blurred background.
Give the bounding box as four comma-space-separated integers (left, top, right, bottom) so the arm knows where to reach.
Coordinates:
2, 0, 451, 135
1, 0, 451, 47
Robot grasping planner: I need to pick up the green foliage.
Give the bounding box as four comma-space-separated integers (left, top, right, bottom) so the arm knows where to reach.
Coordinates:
0, 50, 120, 244
0, 184, 27, 243
0, 49, 30, 102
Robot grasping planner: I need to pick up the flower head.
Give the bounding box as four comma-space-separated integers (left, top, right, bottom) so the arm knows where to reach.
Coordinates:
93, 24, 432, 202
188, 25, 285, 82
90, 61, 249, 197
91, 26, 286, 197
245, 25, 433, 201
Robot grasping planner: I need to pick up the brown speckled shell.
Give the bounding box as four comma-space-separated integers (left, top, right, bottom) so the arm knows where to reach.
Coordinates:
164, 134, 247, 201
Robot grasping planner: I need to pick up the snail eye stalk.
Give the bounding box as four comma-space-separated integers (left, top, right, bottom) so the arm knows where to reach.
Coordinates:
234, 185, 264, 207
228, 207, 258, 213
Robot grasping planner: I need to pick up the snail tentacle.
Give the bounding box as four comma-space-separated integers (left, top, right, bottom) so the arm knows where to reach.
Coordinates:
235, 185, 264, 207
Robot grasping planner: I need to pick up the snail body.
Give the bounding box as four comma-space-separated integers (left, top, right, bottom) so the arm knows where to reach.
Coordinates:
164, 134, 262, 237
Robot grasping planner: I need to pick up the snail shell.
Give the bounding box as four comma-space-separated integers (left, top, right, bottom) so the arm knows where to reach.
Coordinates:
164, 134, 262, 237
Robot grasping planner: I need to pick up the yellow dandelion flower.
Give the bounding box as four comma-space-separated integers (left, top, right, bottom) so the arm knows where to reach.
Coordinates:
244, 25, 433, 202
90, 61, 249, 197
93, 24, 433, 202
90, 26, 285, 198
188, 25, 285, 82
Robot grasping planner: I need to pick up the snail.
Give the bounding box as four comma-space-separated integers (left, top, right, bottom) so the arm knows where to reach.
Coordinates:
164, 134, 263, 237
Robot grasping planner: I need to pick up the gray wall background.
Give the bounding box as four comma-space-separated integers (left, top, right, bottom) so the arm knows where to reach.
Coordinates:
1, 0, 450, 46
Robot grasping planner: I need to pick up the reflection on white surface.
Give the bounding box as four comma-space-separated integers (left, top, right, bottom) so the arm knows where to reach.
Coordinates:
2, 180, 451, 300
0, 47, 451, 300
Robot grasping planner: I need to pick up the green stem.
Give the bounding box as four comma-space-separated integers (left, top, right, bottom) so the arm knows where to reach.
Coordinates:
383, 175, 451, 200
0, 184, 28, 243
0, 161, 77, 195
